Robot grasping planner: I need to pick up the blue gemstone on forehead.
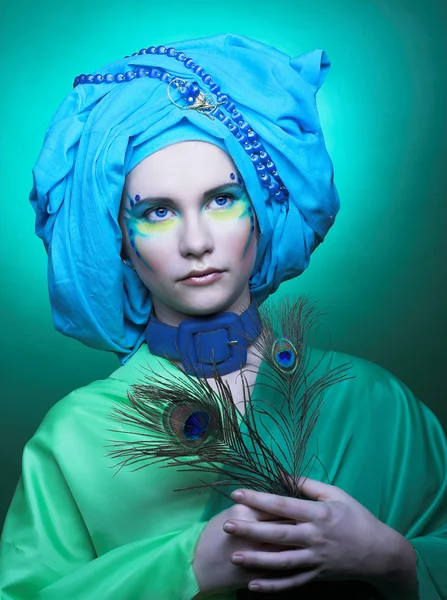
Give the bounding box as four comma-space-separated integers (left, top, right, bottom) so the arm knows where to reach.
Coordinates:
130, 200, 134, 207
248, 206, 252, 213
230, 172, 236, 180
135, 195, 140, 202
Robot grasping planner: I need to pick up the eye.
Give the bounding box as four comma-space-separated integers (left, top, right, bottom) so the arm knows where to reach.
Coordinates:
207, 195, 234, 209
143, 206, 175, 222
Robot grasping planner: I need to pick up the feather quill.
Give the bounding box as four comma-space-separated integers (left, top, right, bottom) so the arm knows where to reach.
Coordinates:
107, 296, 354, 498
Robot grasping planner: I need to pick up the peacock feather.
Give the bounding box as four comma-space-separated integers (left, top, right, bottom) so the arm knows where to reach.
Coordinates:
106, 296, 354, 498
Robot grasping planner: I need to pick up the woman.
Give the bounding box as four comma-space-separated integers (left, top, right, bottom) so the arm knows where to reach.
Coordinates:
0, 34, 446, 599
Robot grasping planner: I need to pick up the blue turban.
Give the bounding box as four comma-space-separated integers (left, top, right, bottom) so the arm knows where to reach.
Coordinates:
31, 33, 339, 362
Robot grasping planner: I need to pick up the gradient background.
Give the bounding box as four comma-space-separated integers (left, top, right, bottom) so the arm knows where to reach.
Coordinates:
1, 0, 446, 527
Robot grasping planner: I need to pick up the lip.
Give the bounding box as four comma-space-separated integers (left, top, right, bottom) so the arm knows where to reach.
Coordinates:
179, 269, 224, 286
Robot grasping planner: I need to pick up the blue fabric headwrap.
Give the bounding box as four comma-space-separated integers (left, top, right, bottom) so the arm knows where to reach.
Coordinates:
31, 33, 340, 362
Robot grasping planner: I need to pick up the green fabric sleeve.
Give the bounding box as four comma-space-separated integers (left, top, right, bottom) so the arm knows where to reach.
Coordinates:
404, 405, 447, 599
0, 418, 209, 600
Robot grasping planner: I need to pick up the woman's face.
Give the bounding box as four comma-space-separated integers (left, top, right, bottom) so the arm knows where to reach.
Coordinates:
120, 141, 258, 326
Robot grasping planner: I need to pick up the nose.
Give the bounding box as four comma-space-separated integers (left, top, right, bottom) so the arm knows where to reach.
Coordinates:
178, 213, 214, 259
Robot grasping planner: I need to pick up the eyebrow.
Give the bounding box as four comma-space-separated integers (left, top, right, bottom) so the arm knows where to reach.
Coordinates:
136, 182, 245, 205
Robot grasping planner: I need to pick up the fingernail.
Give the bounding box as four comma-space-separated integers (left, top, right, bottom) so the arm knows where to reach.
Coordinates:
223, 522, 236, 533
231, 553, 244, 565
249, 584, 261, 591
231, 490, 244, 501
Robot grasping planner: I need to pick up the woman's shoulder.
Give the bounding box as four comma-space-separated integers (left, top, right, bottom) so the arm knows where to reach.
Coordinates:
32, 344, 157, 445
307, 346, 439, 428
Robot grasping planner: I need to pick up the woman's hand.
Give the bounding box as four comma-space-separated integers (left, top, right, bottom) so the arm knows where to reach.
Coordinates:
193, 502, 289, 597
222, 478, 417, 594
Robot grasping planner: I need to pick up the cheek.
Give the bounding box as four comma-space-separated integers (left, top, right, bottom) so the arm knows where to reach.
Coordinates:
124, 212, 177, 272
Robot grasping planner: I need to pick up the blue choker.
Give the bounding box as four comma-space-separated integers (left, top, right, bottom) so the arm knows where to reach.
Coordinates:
144, 302, 262, 377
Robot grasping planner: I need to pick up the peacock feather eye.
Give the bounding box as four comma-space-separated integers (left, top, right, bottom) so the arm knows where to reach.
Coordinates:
272, 337, 297, 371
166, 403, 219, 448
183, 411, 210, 440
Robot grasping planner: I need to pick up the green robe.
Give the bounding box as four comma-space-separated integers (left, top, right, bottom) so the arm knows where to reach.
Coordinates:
1, 343, 446, 599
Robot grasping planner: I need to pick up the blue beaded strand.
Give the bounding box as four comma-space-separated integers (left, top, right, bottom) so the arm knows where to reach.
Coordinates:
73, 43, 289, 203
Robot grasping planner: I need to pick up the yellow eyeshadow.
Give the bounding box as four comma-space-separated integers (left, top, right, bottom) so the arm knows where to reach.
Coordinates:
208, 202, 247, 221
135, 219, 176, 235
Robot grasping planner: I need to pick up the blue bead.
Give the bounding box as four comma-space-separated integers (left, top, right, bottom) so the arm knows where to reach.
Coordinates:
202, 74, 213, 85
252, 140, 264, 151
239, 122, 250, 132
147, 46, 156, 54
130, 240, 135, 247
236, 133, 248, 144
186, 96, 195, 105
115, 73, 125, 82
160, 72, 172, 83
232, 110, 242, 120
136, 68, 147, 78
135, 195, 140, 201
244, 143, 253, 152
230, 172, 236, 180
247, 130, 258, 141
93, 74, 104, 83
259, 151, 269, 162
138, 48, 147, 55
228, 123, 238, 133
215, 109, 225, 120
103, 73, 114, 83
266, 161, 276, 173
184, 58, 194, 68
73, 77, 80, 86
167, 47, 177, 57
176, 52, 186, 61
226, 101, 235, 112
190, 82, 200, 93
124, 71, 135, 81
150, 68, 161, 78
193, 65, 205, 76
217, 93, 228, 103
156, 45, 167, 54
131, 52, 138, 57
130, 200, 134, 207
178, 84, 188, 96
86, 75, 94, 83
274, 190, 285, 201
222, 116, 232, 127
251, 154, 261, 165
209, 83, 220, 94
268, 180, 280, 192
256, 163, 266, 174
129, 229, 134, 236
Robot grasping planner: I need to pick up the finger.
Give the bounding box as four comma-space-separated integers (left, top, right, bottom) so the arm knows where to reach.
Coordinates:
223, 520, 312, 546
297, 477, 347, 502
231, 489, 319, 521
248, 569, 318, 593
231, 548, 315, 571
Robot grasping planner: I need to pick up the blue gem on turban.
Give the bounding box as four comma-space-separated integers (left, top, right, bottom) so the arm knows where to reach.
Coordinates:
30, 33, 340, 362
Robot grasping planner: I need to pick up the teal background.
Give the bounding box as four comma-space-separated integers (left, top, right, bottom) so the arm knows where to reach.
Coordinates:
0, 0, 446, 526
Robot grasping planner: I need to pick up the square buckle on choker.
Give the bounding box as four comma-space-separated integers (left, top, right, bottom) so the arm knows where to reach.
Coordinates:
177, 313, 247, 377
